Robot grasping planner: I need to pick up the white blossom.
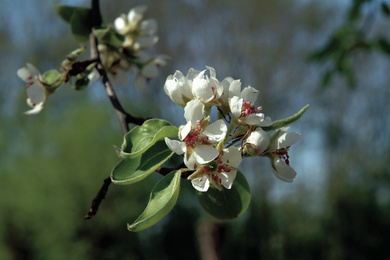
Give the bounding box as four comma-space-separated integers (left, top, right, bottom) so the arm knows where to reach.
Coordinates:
164, 66, 223, 107
188, 146, 242, 192
245, 128, 270, 155
229, 86, 272, 126
269, 127, 301, 183
165, 99, 227, 168
17, 64, 47, 115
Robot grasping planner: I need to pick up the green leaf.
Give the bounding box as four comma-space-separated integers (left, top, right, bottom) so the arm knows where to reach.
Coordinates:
41, 69, 63, 90
55, 6, 89, 24
119, 119, 178, 159
196, 171, 251, 220
66, 46, 86, 62
127, 170, 181, 232
111, 140, 174, 185
262, 104, 309, 132
43, 70, 60, 85
73, 76, 90, 91
92, 26, 124, 48
70, 8, 92, 43
55, 6, 93, 43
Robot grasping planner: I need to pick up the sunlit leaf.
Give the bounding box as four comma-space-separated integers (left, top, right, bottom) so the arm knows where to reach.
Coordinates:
262, 104, 309, 132
196, 171, 250, 220
119, 119, 178, 159
111, 140, 174, 185
127, 170, 181, 232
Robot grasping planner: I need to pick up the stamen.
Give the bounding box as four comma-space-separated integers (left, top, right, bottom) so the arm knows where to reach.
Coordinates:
183, 121, 209, 146
241, 100, 262, 117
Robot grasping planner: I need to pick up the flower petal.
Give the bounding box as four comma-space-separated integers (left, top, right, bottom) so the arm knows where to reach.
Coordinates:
26, 82, 46, 106
191, 175, 210, 192
24, 101, 44, 115
184, 152, 198, 170
140, 18, 157, 35
184, 99, 204, 122
17, 63, 40, 82
228, 79, 242, 98
193, 145, 219, 164
192, 77, 213, 102
203, 119, 227, 142
258, 116, 273, 127
218, 170, 237, 189
180, 121, 192, 140
128, 5, 147, 23
246, 128, 270, 155
272, 158, 297, 183
222, 146, 242, 168
245, 113, 265, 125
164, 137, 186, 155
114, 16, 126, 31
229, 96, 243, 117
240, 86, 259, 103
277, 132, 301, 149
220, 77, 233, 102
186, 68, 201, 81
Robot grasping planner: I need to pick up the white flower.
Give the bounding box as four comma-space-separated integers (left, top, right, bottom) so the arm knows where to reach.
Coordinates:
114, 6, 159, 50
191, 66, 223, 104
229, 86, 272, 126
134, 55, 168, 92
164, 66, 224, 107
164, 69, 195, 106
220, 77, 240, 104
164, 99, 227, 167
245, 128, 270, 155
114, 5, 148, 34
17, 63, 47, 115
269, 127, 301, 183
188, 146, 242, 192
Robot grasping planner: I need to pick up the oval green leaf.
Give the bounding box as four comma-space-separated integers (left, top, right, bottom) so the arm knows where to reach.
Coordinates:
196, 171, 251, 220
120, 119, 178, 159
127, 170, 181, 232
70, 8, 92, 43
111, 140, 174, 185
262, 104, 309, 132
54, 6, 88, 23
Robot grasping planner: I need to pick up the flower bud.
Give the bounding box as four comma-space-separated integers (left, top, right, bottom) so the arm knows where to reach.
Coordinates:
245, 128, 270, 156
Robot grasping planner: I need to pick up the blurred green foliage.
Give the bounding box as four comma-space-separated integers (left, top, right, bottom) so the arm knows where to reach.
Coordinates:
309, 0, 390, 88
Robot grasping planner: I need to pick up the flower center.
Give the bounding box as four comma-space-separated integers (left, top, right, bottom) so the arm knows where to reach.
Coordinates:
241, 100, 262, 117
275, 146, 290, 165
183, 120, 209, 146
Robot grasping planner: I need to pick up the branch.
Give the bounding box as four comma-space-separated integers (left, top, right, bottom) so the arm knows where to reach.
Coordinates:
84, 177, 111, 220
155, 163, 193, 178
84, 34, 149, 220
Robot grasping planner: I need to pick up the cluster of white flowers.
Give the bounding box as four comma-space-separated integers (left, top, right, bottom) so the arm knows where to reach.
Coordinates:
17, 5, 168, 114
164, 66, 301, 192
96, 5, 168, 90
